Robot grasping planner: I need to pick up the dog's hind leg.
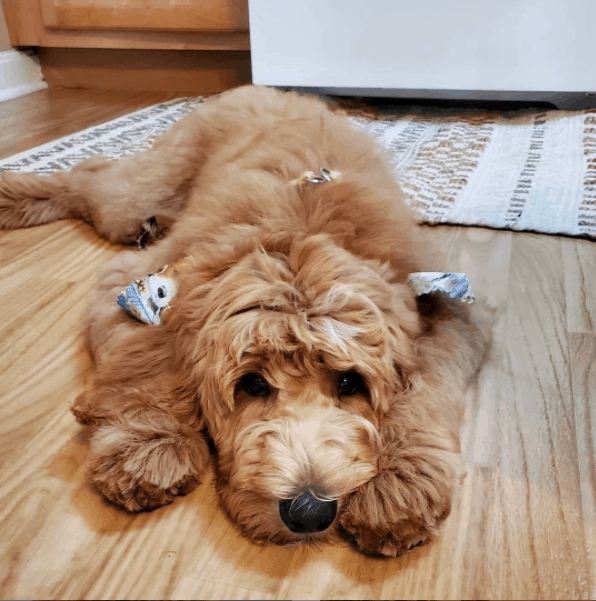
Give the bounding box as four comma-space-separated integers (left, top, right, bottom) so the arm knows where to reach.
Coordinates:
0, 106, 217, 245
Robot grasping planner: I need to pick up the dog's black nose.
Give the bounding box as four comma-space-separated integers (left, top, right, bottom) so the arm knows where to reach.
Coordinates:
279, 491, 337, 533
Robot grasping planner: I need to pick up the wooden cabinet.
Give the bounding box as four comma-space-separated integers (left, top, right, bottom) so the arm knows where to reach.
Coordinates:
37, 0, 248, 32
1, 0, 251, 93
2, 0, 249, 48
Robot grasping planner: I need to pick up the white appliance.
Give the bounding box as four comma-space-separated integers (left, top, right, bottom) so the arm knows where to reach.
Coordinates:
248, 0, 596, 108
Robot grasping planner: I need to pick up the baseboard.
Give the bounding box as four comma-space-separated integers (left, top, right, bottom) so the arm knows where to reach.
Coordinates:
0, 50, 48, 103
38, 48, 252, 94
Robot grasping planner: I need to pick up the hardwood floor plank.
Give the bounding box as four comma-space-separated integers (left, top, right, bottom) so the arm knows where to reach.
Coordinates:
0, 88, 188, 159
492, 233, 587, 598
276, 546, 387, 600
562, 238, 596, 334
569, 333, 596, 598
171, 577, 276, 601
0, 221, 115, 468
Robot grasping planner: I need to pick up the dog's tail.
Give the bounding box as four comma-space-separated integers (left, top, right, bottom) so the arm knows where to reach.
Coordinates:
0, 167, 91, 230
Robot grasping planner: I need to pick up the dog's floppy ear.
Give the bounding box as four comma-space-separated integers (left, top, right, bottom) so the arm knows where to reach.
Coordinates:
409, 289, 492, 393
383, 279, 486, 407
72, 246, 250, 430
362, 281, 423, 414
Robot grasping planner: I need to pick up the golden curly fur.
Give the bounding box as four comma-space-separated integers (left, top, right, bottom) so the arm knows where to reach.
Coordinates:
0, 85, 490, 556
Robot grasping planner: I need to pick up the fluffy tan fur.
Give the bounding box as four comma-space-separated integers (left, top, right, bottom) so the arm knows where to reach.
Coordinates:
0, 86, 490, 556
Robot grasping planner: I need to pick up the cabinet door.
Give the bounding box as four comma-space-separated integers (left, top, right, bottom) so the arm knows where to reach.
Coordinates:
38, 0, 249, 31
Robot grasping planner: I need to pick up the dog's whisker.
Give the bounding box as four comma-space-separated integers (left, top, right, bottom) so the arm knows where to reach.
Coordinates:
289, 495, 310, 512
310, 492, 337, 503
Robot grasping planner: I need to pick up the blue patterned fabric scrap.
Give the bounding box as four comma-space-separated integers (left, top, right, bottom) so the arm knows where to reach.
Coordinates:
117, 270, 178, 325
406, 272, 475, 304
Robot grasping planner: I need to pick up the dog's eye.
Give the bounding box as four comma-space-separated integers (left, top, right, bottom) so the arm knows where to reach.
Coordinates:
240, 373, 270, 397
337, 371, 367, 397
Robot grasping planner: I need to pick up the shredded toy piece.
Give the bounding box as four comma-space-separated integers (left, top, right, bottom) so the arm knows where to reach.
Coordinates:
117, 266, 474, 327
117, 264, 178, 325
406, 272, 476, 304
290, 167, 341, 186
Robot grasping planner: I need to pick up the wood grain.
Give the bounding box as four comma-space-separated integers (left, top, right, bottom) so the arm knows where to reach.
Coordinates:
562, 237, 596, 334
0, 89, 594, 600
39, 0, 248, 31
569, 334, 596, 595
2, 0, 250, 48
0, 89, 188, 160
38, 48, 252, 94
172, 576, 276, 601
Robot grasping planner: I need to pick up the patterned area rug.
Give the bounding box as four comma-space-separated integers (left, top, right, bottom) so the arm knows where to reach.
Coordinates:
1, 95, 596, 239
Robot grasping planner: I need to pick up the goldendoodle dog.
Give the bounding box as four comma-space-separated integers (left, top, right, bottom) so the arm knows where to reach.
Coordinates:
0, 85, 489, 557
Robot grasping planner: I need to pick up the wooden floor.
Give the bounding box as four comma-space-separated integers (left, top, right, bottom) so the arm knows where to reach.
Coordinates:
0, 88, 595, 600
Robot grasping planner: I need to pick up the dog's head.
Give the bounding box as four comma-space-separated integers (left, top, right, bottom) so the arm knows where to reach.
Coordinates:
170, 231, 423, 545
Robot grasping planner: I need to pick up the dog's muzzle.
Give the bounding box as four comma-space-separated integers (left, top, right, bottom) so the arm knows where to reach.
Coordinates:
279, 491, 338, 534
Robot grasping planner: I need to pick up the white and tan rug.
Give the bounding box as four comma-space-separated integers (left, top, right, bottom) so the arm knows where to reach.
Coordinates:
1, 95, 596, 239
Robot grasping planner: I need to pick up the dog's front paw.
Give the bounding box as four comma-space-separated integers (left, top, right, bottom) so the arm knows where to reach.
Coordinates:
339, 470, 452, 557
87, 413, 209, 512
92, 468, 200, 512
340, 510, 434, 558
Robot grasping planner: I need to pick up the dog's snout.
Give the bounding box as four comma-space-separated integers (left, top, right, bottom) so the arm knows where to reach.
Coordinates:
279, 491, 337, 534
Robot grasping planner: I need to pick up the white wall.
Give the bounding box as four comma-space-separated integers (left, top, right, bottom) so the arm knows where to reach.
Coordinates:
249, 0, 596, 94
